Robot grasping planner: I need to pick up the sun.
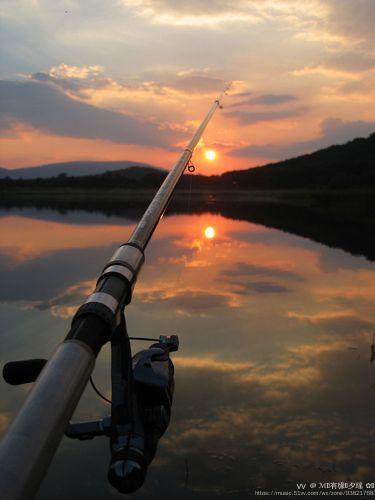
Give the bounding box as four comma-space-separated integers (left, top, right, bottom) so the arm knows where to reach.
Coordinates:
205, 149, 216, 161
204, 226, 216, 239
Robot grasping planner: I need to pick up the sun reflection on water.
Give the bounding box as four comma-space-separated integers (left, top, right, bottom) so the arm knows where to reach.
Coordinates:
204, 226, 216, 239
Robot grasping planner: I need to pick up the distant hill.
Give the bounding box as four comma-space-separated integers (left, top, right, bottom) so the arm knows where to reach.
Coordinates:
1, 133, 374, 190
0, 166, 168, 189
0, 160, 164, 179
219, 133, 375, 190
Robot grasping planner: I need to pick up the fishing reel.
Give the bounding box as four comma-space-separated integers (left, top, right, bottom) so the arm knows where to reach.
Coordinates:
106, 332, 178, 494
3, 329, 179, 495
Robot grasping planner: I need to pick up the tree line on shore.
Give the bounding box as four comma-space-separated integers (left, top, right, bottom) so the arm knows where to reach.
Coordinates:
1, 133, 374, 191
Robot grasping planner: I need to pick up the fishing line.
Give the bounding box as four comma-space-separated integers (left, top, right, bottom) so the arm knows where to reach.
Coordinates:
174, 167, 194, 290
90, 336, 159, 406
186, 162, 194, 213
89, 375, 112, 405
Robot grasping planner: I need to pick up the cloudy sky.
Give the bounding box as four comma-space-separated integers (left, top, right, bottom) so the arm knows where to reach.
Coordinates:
1, 0, 374, 174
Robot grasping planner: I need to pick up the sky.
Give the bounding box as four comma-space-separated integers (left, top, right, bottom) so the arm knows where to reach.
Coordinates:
0, 0, 374, 174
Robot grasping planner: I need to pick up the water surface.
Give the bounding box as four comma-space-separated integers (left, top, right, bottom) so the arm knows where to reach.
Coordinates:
0, 204, 374, 498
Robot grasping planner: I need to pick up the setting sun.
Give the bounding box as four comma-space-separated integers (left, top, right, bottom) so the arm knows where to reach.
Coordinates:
205, 149, 216, 161
204, 226, 216, 239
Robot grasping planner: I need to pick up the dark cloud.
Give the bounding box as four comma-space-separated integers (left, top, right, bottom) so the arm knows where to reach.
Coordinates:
232, 91, 252, 98
138, 288, 233, 312
317, 247, 374, 273
227, 279, 292, 295
32, 71, 78, 88
32, 68, 225, 97
339, 77, 375, 95
221, 261, 303, 281
317, 315, 374, 336
30, 71, 111, 98
128, 0, 247, 16
225, 107, 307, 125
0, 245, 112, 302
326, 0, 375, 44
0, 115, 14, 132
295, 314, 374, 337
167, 75, 225, 94
220, 262, 301, 295
327, 53, 375, 73
231, 118, 375, 158
231, 94, 297, 107
0, 80, 183, 147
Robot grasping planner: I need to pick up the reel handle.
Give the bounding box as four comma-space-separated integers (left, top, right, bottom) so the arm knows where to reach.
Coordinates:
3, 359, 47, 385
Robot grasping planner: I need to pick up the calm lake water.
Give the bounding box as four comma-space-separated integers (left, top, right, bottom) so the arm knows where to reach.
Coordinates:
0, 203, 374, 498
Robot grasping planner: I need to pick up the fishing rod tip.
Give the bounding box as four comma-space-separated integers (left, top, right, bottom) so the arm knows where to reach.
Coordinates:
224, 81, 233, 92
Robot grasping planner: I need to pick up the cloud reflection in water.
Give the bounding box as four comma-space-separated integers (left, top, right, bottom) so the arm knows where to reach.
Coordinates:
0, 207, 374, 499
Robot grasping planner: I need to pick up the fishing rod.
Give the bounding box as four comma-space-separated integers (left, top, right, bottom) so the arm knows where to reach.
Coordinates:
0, 84, 231, 499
